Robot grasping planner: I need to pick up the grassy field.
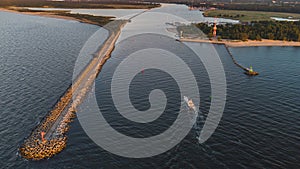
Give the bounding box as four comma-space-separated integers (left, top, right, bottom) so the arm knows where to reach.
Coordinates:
203, 10, 300, 22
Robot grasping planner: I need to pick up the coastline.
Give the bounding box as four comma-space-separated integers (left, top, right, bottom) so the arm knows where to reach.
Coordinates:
179, 38, 300, 47
0, 8, 84, 24
0, 8, 109, 26
224, 39, 300, 47
5, 7, 300, 48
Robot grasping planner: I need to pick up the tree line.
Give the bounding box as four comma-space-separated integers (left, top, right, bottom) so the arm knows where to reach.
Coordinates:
190, 3, 300, 14
196, 21, 300, 42
218, 4, 300, 15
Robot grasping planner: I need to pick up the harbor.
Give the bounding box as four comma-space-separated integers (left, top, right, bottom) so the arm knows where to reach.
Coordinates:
1, 2, 300, 168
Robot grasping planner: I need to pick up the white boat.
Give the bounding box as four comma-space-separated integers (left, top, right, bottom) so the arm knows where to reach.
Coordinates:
184, 96, 197, 112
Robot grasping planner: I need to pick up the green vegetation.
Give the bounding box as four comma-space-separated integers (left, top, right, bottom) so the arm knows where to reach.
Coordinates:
55, 12, 114, 26
193, 2, 300, 14
216, 3, 300, 14
0, 0, 160, 9
177, 25, 206, 39
204, 10, 300, 22
196, 21, 300, 42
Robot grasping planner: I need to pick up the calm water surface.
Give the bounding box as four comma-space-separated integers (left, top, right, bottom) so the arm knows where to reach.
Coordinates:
1, 7, 300, 169
0, 11, 102, 168
29, 4, 239, 23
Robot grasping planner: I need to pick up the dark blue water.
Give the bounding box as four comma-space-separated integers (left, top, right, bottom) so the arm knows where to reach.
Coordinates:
0, 11, 100, 168
1, 11, 300, 169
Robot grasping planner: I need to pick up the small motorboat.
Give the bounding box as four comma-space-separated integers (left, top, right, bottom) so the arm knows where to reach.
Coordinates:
184, 96, 197, 112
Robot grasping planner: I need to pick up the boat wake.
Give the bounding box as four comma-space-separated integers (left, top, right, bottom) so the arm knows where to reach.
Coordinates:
182, 96, 204, 142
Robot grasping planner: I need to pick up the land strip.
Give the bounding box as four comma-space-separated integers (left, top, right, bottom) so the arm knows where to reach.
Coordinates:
180, 38, 300, 47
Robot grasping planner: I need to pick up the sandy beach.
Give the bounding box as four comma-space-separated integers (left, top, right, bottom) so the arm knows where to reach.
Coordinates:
180, 38, 300, 47
225, 39, 300, 47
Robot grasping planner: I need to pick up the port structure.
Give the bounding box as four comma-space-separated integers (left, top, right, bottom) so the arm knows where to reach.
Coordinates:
19, 20, 127, 160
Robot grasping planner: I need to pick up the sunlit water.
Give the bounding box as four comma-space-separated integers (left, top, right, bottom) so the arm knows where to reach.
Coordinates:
1, 4, 300, 169
29, 4, 238, 23
0, 11, 103, 168
28, 7, 145, 19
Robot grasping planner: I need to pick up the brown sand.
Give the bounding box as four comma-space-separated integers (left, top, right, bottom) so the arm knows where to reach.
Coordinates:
225, 39, 300, 47
180, 38, 300, 47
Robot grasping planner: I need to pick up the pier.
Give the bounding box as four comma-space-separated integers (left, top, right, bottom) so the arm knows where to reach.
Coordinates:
19, 7, 153, 160
179, 38, 259, 76
224, 45, 259, 76
19, 20, 127, 160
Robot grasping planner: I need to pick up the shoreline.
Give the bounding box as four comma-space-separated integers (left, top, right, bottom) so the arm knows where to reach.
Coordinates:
0, 8, 110, 26
8, 7, 300, 48
224, 39, 300, 47
179, 38, 300, 47
0, 8, 78, 22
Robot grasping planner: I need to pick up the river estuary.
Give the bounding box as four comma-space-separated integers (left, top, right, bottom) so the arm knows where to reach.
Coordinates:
1, 4, 300, 169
